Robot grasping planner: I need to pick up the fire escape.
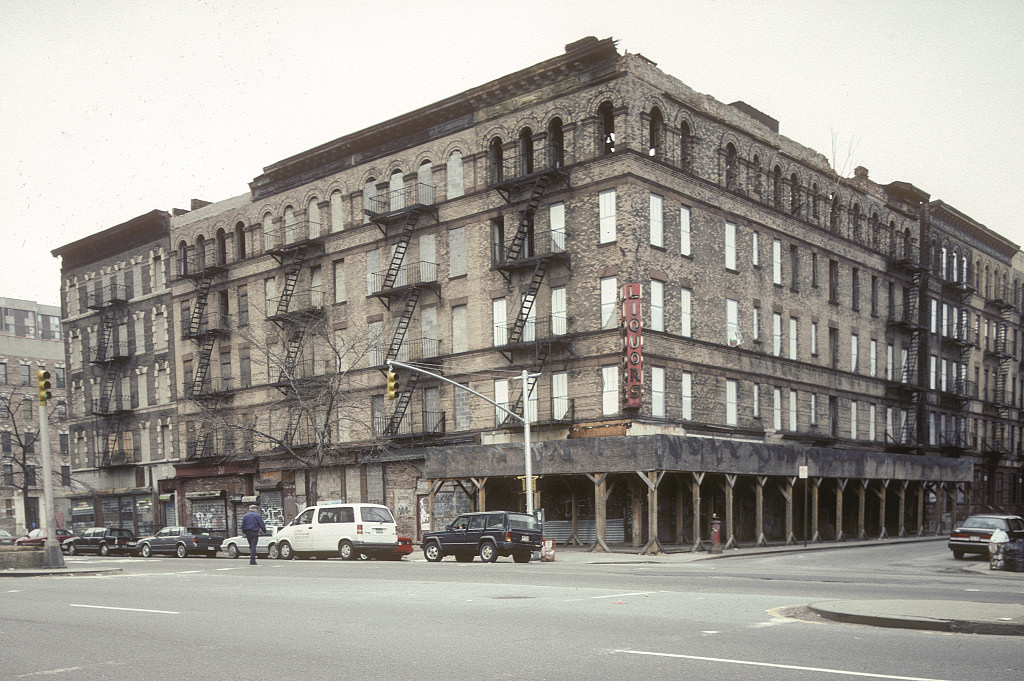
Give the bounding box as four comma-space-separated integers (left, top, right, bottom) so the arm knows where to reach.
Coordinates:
983, 282, 1016, 464
885, 234, 924, 451
491, 145, 571, 424
87, 282, 132, 467
938, 275, 975, 453
365, 182, 438, 437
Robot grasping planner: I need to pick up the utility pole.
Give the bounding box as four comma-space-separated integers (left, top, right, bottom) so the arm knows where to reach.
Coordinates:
36, 370, 65, 569
387, 360, 540, 516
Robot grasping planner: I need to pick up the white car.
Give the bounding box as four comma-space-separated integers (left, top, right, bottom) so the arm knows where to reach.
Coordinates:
274, 503, 398, 560
221, 526, 284, 560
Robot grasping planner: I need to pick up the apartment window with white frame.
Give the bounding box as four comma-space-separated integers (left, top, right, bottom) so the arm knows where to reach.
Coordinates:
550, 203, 565, 252
850, 401, 858, 439
773, 387, 782, 431
680, 206, 691, 256
870, 339, 877, 377
930, 298, 938, 334
681, 371, 692, 420
752, 383, 760, 418
449, 227, 466, 278
726, 379, 737, 426
492, 298, 507, 346
599, 189, 616, 244
451, 304, 468, 353
789, 389, 797, 431
789, 317, 797, 360
726, 298, 740, 346
650, 194, 664, 247
652, 367, 666, 418
940, 358, 948, 392
810, 393, 818, 425
681, 288, 692, 337
772, 313, 782, 356
752, 306, 760, 342
552, 371, 568, 420
602, 366, 618, 415
551, 286, 567, 335
772, 239, 782, 285
752, 232, 760, 266
929, 354, 937, 390
869, 404, 876, 441
725, 221, 736, 270
811, 321, 818, 356
886, 343, 894, 380
851, 334, 859, 373
600, 277, 617, 329
650, 280, 664, 332
494, 379, 509, 425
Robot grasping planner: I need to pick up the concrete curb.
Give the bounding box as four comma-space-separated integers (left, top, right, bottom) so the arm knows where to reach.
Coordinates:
808, 600, 1024, 636
1, 567, 123, 577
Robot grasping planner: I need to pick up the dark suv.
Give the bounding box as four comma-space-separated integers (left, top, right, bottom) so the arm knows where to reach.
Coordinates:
421, 511, 542, 563
63, 527, 137, 556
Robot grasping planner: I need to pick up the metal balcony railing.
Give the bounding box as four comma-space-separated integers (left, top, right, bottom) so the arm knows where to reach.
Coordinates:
369, 261, 437, 294
493, 314, 572, 347
366, 183, 435, 216
88, 341, 130, 363
86, 284, 130, 308
90, 396, 132, 415
266, 288, 324, 317
263, 221, 322, 250
492, 228, 567, 267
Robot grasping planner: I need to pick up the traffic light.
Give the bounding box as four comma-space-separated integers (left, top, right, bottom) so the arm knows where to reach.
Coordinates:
37, 369, 52, 404
386, 370, 399, 399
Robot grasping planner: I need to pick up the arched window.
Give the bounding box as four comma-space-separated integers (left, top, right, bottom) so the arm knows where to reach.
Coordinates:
195, 235, 206, 272
679, 121, 692, 172
234, 221, 246, 261
772, 165, 782, 207
725, 143, 737, 190
363, 178, 377, 221
330, 190, 344, 233
548, 118, 564, 170
790, 173, 800, 215
519, 128, 534, 175
941, 245, 949, 280
599, 102, 615, 154
950, 249, 959, 282
648, 107, 663, 158
389, 170, 405, 211
215, 229, 227, 266
852, 204, 862, 242
870, 212, 880, 249
417, 160, 433, 204
447, 151, 464, 199
177, 240, 189, 276
752, 154, 762, 197
307, 198, 320, 240
262, 212, 274, 250
829, 193, 840, 232
489, 137, 504, 183
283, 205, 296, 244
962, 255, 969, 287
812, 183, 820, 220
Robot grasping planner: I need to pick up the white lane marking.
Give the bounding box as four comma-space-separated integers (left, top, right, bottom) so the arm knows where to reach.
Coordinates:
70, 604, 179, 615
15, 666, 85, 677
615, 650, 958, 681
590, 591, 655, 599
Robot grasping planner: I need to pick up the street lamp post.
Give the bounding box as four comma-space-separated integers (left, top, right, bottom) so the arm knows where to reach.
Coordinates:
36, 397, 65, 569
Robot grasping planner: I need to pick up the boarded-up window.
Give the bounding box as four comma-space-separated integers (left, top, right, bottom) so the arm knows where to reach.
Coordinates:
447, 151, 464, 198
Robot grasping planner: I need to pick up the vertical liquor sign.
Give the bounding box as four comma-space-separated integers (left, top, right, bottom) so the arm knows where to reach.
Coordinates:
620, 283, 643, 409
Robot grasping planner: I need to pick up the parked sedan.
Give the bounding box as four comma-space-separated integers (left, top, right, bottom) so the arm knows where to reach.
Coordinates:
0, 530, 14, 545
62, 527, 137, 556
135, 526, 224, 558
15, 528, 75, 546
221, 526, 284, 559
949, 514, 1024, 559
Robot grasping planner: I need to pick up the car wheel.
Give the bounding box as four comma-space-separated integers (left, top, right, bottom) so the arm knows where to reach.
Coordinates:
952, 550, 964, 560
279, 541, 294, 560
140, 543, 152, 558
338, 540, 357, 561
512, 551, 531, 563
66, 543, 77, 556
267, 543, 279, 560
479, 541, 498, 563
455, 553, 474, 563
176, 544, 188, 559
423, 541, 443, 562
226, 543, 239, 559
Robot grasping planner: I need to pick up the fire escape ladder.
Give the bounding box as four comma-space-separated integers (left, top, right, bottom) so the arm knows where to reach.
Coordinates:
507, 374, 538, 428
190, 334, 217, 397
385, 372, 420, 436
188, 275, 213, 337
103, 413, 124, 465
97, 317, 114, 361
381, 212, 418, 292
505, 174, 551, 263
276, 250, 310, 317
278, 327, 307, 383
284, 411, 304, 447
386, 289, 422, 363
192, 431, 208, 459
507, 260, 549, 346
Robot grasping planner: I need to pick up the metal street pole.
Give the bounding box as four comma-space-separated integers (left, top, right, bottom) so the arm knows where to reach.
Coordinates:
520, 369, 534, 516
36, 400, 65, 568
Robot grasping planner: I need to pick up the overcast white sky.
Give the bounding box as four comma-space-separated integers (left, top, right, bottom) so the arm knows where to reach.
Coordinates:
3, 0, 1022, 307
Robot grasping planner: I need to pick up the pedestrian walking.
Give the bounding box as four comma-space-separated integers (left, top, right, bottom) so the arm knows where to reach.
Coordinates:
241, 505, 267, 565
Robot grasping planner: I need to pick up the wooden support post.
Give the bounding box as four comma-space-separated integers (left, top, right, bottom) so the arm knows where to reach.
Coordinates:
692, 472, 705, 552
637, 470, 666, 555
755, 476, 767, 547
586, 473, 611, 553
897, 480, 907, 538
676, 473, 688, 545
428, 479, 445, 532
836, 478, 847, 541
857, 479, 867, 540
917, 482, 926, 536
811, 477, 821, 542
876, 479, 889, 539
782, 477, 796, 545
724, 474, 737, 549
470, 477, 488, 512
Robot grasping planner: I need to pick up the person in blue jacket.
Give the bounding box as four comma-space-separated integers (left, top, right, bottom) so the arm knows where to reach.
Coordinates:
241, 505, 267, 565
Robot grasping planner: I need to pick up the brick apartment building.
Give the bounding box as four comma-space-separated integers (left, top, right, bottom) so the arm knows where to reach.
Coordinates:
55, 37, 1022, 550
0, 297, 69, 535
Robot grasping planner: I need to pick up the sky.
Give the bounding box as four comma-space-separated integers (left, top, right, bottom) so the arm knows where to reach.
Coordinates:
2, 0, 1022, 307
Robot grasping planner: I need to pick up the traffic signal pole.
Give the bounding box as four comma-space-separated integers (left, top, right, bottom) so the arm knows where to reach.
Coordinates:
36, 371, 65, 569
387, 361, 539, 516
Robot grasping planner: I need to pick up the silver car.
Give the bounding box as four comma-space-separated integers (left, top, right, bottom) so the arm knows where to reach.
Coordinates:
221, 526, 283, 559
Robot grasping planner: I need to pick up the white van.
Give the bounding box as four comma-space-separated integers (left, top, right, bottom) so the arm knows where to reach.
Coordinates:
273, 503, 398, 561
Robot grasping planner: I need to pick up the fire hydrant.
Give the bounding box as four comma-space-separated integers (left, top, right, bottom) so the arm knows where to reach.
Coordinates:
710, 513, 722, 554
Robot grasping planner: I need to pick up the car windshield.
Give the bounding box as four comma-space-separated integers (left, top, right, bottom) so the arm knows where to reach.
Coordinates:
508, 514, 540, 531
361, 506, 395, 523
